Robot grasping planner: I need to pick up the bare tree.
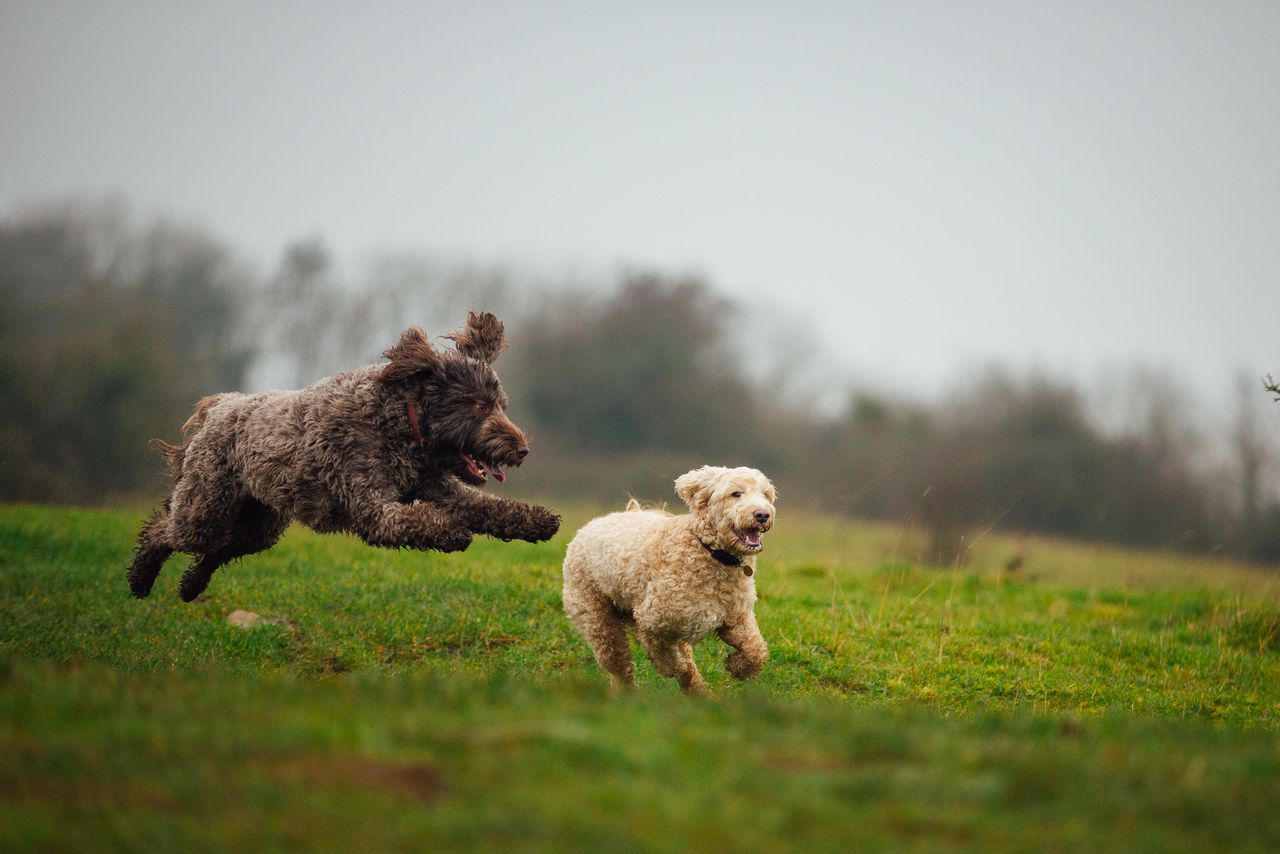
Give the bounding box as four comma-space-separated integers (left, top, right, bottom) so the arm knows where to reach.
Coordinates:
248, 244, 520, 392
0, 197, 253, 501
254, 237, 351, 388
1232, 373, 1277, 556
1264, 374, 1280, 402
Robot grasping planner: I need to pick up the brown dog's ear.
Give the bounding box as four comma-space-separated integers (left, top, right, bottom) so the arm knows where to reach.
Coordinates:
443, 311, 509, 364
378, 325, 442, 384
675, 466, 728, 513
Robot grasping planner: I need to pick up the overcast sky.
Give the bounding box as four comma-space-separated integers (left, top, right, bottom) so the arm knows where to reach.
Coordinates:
2, 1, 1277, 410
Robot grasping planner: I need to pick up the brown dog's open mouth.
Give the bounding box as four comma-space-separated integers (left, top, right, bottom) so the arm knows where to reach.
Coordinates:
737, 527, 763, 550
459, 452, 506, 485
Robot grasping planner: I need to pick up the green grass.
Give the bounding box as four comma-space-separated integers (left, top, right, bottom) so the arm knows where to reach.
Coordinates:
3, 503, 1280, 851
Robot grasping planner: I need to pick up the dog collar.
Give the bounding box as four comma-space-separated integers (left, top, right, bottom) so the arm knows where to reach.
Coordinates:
701, 541, 753, 576
405, 398, 425, 445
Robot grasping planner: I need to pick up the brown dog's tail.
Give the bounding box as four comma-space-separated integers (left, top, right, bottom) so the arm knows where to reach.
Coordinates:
151, 393, 225, 480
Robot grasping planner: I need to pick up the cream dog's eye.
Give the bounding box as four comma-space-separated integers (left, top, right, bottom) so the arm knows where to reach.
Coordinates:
731, 491, 743, 498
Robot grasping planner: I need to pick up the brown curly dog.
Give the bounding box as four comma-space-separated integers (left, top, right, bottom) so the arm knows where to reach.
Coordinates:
128, 312, 560, 602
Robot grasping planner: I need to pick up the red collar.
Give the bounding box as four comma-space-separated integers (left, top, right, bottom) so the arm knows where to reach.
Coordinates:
405, 398, 425, 445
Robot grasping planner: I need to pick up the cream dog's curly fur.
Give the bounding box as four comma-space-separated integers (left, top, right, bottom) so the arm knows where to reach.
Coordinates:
562, 466, 776, 694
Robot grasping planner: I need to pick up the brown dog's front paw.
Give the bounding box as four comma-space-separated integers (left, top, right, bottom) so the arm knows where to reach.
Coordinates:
521, 506, 561, 543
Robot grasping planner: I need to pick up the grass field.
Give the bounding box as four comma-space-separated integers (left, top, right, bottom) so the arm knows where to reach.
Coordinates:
3, 502, 1280, 851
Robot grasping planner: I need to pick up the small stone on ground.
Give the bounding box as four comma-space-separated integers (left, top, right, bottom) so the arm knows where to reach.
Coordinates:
227, 609, 292, 629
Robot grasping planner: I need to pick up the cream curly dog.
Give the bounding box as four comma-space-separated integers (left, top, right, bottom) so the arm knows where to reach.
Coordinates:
562, 465, 776, 694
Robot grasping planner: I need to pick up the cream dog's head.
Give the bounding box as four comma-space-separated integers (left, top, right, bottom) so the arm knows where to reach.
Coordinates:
675, 465, 777, 558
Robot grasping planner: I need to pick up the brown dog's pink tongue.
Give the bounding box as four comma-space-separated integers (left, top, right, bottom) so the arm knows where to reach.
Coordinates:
491, 464, 506, 483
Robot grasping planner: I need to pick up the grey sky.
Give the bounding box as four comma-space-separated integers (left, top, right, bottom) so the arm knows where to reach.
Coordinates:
3, 1, 1277, 409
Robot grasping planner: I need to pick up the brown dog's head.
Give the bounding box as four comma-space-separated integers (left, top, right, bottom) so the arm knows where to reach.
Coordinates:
379, 312, 529, 486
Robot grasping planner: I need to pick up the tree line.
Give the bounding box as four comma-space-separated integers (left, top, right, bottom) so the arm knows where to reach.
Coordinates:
3, 198, 1277, 562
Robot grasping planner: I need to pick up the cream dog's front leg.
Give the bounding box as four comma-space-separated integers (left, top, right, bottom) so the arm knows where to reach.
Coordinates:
717, 612, 769, 680
637, 627, 708, 695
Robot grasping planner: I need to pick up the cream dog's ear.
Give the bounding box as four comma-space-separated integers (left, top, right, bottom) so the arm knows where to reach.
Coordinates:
674, 466, 729, 513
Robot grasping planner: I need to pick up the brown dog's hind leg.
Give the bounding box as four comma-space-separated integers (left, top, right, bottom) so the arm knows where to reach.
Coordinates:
178, 499, 288, 602
128, 503, 175, 599
178, 552, 225, 603
165, 456, 243, 556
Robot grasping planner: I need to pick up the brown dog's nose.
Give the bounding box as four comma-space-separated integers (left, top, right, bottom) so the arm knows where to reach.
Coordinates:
754, 510, 771, 525
515, 445, 529, 461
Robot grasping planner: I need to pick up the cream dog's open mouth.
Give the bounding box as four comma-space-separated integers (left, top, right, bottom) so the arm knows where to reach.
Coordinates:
737, 527, 764, 550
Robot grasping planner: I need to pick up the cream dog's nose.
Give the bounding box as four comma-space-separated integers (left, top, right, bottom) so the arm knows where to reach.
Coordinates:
754, 510, 771, 525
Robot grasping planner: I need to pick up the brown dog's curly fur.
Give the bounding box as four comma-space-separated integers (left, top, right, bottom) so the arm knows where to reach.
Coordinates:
128, 312, 560, 602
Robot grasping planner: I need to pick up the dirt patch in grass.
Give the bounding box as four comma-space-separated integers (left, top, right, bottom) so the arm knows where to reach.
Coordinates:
762, 754, 853, 774
267, 754, 448, 805
0, 774, 177, 812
